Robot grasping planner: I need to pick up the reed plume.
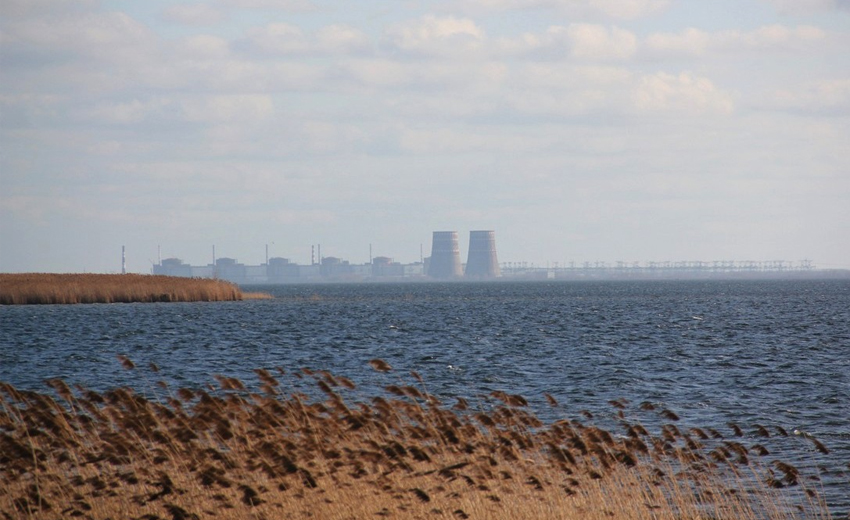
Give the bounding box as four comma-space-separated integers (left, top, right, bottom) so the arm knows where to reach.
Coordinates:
0, 358, 835, 520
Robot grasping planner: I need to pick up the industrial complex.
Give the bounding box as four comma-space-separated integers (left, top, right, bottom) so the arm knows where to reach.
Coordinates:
152, 230, 500, 284
148, 230, 831, 285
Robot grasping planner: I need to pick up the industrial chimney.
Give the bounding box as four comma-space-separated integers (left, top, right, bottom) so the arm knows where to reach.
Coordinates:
465, 230, 500, 278
428, 231, 463, 279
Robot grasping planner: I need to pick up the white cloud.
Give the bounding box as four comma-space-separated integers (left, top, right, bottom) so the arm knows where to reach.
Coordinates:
455, 0, 670, 19
298, 121, 368, 154
398, 127, 552, 154
162, 4, 225, 26
732, 24, 826, 48
87, 98, 173, 124
243, 23, 370, 55
632, 72, 734, 115
337, 59, 506, 91
383, 15, 485, 56
0, 93, 63, 110
645, 25, 827, 57
761, 0, 850, 14
773, 78, 850, 111
175, 35, 231, 59
215, 0, 316, 11
1, 0, 98, 18
491, 64, 635, 118
516, 64, 632, 89
244, 23, 310, 54
566, 24, 637, 59
181, 95, 275, 123
587, 0, 670, 19
2, 11, 155, 62
492, 23, 637, 60
316, 25, 371, 54
644, 28, 713, 56
155, 60, 324, 92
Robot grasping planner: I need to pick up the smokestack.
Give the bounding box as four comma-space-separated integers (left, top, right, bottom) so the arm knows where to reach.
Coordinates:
122, 246, 126, 275
466, 230, 500, 278
428, 231, 463, 278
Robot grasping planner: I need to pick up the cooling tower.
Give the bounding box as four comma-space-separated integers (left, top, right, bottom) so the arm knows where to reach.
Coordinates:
465, 230, 500, 278
428, 231, 463, 278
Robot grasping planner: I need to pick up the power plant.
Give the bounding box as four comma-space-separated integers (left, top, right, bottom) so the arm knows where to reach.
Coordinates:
465, 230, 501, 278
427, 231, 463, 279
147, 230, 828, 284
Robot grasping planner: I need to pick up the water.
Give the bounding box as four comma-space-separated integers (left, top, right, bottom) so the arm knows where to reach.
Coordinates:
2, 280, 849, 512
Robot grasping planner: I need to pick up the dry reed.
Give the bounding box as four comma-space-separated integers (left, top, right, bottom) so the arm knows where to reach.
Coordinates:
0, 359, 834, 520
241, 291, 274, 301
0, 274, 252, 305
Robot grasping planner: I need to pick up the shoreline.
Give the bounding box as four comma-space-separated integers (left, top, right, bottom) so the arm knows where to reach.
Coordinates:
0, 273, 271, 305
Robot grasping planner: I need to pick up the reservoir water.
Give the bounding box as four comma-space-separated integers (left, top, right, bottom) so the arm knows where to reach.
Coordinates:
1, 280, 848, 513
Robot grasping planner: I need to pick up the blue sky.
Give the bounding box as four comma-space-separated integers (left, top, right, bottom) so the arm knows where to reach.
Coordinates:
1, 0, 848, 272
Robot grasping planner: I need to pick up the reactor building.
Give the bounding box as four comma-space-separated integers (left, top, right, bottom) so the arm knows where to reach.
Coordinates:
427, 231, 463, 278
465, 230, 501, 278
426, 230, 501, 279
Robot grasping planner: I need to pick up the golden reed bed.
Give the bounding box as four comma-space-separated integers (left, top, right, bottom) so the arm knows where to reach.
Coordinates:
0, 273, 271, 305
0, 358, 833, 520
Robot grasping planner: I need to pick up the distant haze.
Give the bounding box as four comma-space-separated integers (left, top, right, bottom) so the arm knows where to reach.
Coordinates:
1, 0, 848, 273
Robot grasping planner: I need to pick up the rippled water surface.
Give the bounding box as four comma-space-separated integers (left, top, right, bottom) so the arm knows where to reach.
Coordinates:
2, 280, 849, 512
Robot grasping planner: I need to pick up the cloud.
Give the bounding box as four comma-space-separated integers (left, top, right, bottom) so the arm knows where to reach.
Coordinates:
454, 0, 670, 19
2, 11, 155, 62
772, 78, 850, 112
632, 72, 734, 115
644, 28, 713, 56
244, 23, 310, 54
515, 63, 632, 89
336, 59, 506, 91
0, 94, 64, 123
397, 127, 552, 154
566, 24, 637, 59
586, 0, 671, 18
161, 4, 226, 26
383, 15, 485, 56
174, 35, 231, 59
142, 60, 324, 93
316, 25, 371, 54
215, 0, 316, 11
494, 64, 633, 117
731, 24, 826, 48
180, 95, 275, 123
86, 98, 173, 124
760, 0, 850, 14
645, 25, 827, 57
474, 23, 637, 60
1, 0, 98, 18
242, 23, 370, 55
495, 66, 734, 119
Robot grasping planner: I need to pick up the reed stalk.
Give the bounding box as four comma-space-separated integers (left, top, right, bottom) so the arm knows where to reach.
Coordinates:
0, 360, 834, 520
0, 274, 254, 305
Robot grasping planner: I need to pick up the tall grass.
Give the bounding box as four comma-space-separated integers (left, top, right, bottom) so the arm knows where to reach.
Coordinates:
0, 360, 832, 519
0, 274, 246, 304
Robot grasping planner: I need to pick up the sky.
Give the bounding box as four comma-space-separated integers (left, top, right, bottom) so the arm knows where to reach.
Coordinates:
1, 0, 849, 273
